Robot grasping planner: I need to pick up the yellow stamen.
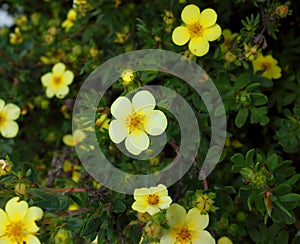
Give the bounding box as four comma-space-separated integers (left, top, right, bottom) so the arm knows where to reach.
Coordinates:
0, 112, 7, 127
52, 75, 63, 87
187, 22, 203, 38
176, 227, 192, 243
147, 194, 159, 205
126, 113, 144, 132
5, 221, 26, 243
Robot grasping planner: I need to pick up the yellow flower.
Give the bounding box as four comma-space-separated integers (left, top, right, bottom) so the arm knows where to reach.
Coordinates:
0, 159, 12, 176
252, 54, 282, 79
0, 197, 43, 243
95, 114, 110, 132
62, 9, 77, 32
121, 69, 135, 85
218, 236, 233, 244
63, 129, 86, 147
132, 184, 172, 216
244, 43, 258, 61
161, 204, 215, 244
109, 90, 167, 155
172, 4, 221, 57
41, 62, 74, 99
220, 29, 238, 53
73, 0, 86, 6
0, 99, 21, 138
9, 27, 23, 44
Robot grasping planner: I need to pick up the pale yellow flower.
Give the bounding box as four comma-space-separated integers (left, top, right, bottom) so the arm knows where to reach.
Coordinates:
0, 197, 43, 243
0, 99, 21, 138
132, 184, 172, 216
63, 129, 86, 147
109, 90, 167, 155
172, 4, 221, 56
9, 27, 23, 44
218, 236, 233, 244
62, 9, 77, 32
41, 62, 74, 99
121, 69, 135, 85
161, 204, 215, 244
252, 54, 282, 79
95, 114, 110, 132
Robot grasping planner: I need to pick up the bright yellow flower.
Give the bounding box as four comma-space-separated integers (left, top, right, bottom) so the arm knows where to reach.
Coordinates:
220, 29, 238, 53
172, 4, 221, 57
63, 129, 86, 147
0, 197, 43, 243
73, 0, 86, 5
0, 159, 12, 176
62, 9, 77, 32
161, 204, 215, 244
95, 114, 110, 132
252, 54, 282, 79
132, 184, 172, 216
41, 62, 74, 99
218, 236, 233, 244
109, 90, 167, 155
0, 99, 21, 138
9, 27, 23, 44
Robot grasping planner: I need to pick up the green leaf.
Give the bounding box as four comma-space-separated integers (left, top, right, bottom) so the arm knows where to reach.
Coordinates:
272, 183, 292, 196
286, 174, 300, 185
112, 200, 127, 213
235, 108, 249, 128
277, 193, 300, 203
276, 230, 289, 244
231, 153, 245, 165
234, 72, 251, 90
245, 148, 256, 165
245, 83, 260, 92
266, 153, 278, 171
251, 93, 268, 106
270, 195, 292, 217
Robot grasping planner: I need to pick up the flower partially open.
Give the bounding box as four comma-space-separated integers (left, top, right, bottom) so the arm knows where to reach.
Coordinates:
172, 4, 221, 57
62, 9, 77, 32
0, 197, 43, 243
41, 62, 74, 99
108, 90, 167, 155
132, 184, 172, 216
0, 99, 21, 138
161, 203, 215, 244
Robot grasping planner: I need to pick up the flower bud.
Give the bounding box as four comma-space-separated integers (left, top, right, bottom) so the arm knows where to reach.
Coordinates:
15, 183, 27, 196
144, 222, 162, 239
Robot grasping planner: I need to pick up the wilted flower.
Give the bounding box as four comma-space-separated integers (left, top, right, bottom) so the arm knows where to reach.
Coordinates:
132, 184, 172, 216
41, 62, 74, 99
108, 90, 167, 155
172, 4, 221, 56
0, 99, 21, 138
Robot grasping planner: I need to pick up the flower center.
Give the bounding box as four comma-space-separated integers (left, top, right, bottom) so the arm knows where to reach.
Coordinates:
5, 221, 26, 243
176, 227, 192, 243
187, 21, 203, 38
52, 74, 64, 87
127, 112, 144, 132
0, 112, 7, 127
260, 62, 271, 71
147, 194, 159, 205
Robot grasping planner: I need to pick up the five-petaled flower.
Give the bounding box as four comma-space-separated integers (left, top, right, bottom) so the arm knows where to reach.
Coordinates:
160, 203, 215, 244
132, 184, 172, 216
0, 99, 21, 138
0, 197, 43, 243
41, 62, 74, 99
172, 4, 221, 57
108, 90, 167, 155
252, 54, 282, 80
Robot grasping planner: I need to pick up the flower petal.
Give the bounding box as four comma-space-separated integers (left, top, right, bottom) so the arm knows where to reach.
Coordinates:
146, 205, 161, 215
134, 187, 150, 199
52, 62, 66, 74
23, 206, 43, 233
0, 236, 11, 243
63, 134, 75, 146
125, 137, 142, 155
144, 110, 167, 136
181, 4, 201, 24
166, 203, 186, 227
63, 70, 74, 85
132, 90, 155, 112
186, 208, 209, 230
131, 200, 147, 213
0, 99, 5, 111
46, 87, 55, 98
56, 86, 69, 99
108, 119, 128, 143
126, 130, 149, 151
5, 197, 28, 222
3, 103, 21, 120
158, 196, 172, 209
199, 8, 217, 28
41, 73, 52, 87
193, 230, 216, 244
111, 96, 133, 119
150, 184, 167, 196
172, 26, 190, 46
189, 37, 209, 57
73, 129, 86, 143
25, 234, 41, 244
203, 24, 222, 41
0, 121, 19, 138
0, 209, 8, 236
160, 229, 177, 244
